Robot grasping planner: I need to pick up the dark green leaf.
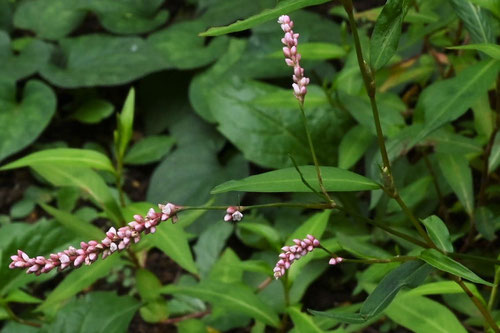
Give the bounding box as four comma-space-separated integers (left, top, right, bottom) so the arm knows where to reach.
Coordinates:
338, 125, 374, 169
0, 148, 115, 173
200, 0, 330, 36
194, 222, 233, 278
41, 291, 139, 333
448, 0, 494, 44
475, 207, 496, 241
123, 135, 175, 165
288, 306, 325, 333
309, 309, 366, 324
212, 166, 379, 193
360, 261, 433, 318
0, 80, 56, 162
421, 215, 454, 253
40, 35, 165, 88
370, 0, 411, 70
436, 153, 474, 215
161, 281, 280, 327
419, 249, 493, 286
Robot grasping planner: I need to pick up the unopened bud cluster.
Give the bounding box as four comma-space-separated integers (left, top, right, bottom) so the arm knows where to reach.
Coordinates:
278, 15, 310, 104
224, 206, 244, 222
9, 203, 181, 275
273, 234, 320, 279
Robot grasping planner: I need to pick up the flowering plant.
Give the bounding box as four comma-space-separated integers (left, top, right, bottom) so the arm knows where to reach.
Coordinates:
1, 1, 499, 332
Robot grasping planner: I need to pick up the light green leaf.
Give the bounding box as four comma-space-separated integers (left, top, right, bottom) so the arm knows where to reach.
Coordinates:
410, 59, 499, 146
39, 203, 104, 240
42, 291, 140, 333
288, 306, 325, 333
386, 176, 432, 213
361, 261, 433, 318
370, 0, 411, 70
148, 221, 198, 275
238, 223, 281, 248
0, 148, 115, 173
212, 166, 379, 193
136, 268, 163, 302
3, 289, 41, 304
123, 135, 175, 165
32, 164, 123, 224
437, 153, 474, 215
37, 255, 122, 314
0, 80, 56, 162
448, 43, 500, 60
421, 215, 454, 253
489, 131, 500, 173
115, 88, 135, 160
469, 0, 500, 17
161, 281, 280, 327
200, 0, 330, 36
406, 281, 484, 302
71, 99, 114, 124
338, 125, 374, 169
448, 0, 494, 44
386, 293, 467, 333
419, 249, 493, 286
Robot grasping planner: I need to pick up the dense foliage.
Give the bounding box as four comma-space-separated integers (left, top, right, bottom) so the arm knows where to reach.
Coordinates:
0, 0, 500, 332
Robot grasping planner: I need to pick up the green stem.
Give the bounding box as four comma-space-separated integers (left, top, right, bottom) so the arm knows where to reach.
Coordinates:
343, 256, 416, 264
289, 154, 326, 201
298, 103, 335, 206
453, 276, 500, 333
488, 263, 500, 311
181, 202, 334, 212
3, 304, 41, 328
115, 157, 126, 209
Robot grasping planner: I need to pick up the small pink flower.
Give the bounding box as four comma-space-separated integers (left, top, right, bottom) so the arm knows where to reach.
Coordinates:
273, 234, 320, 279
278, 15, 309, 104
329, 257, 344, 265
224, 206, 244, 222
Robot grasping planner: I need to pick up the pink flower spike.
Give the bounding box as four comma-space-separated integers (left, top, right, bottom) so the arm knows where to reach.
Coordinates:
273, 234, 321, 279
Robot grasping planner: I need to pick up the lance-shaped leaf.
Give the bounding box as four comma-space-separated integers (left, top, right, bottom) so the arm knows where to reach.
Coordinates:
421, 215, 454, 253
448, 43, 500, 60
212, 166, 379, 193
419, 249, 493, 286
370, 0, 411, 70
448, 0, 494, 44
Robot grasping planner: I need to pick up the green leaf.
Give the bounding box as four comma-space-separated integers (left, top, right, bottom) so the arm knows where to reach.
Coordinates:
386, 176, 432, 214
421, 215, 454, 253
37, 255, 122, 314
136, 268, 163, 301
269, 42, 346, 60
42, 291, 140, 333
475, 206, 496, 241
489, 131, 500, 173
194, 222, 233, 278
406, 281, 484, 301
469, 0, 500, 17
13, 0, 85, 40
385, 294, 467, 333
71, 99, 115, 124
3, 289, 41, 304
0, 148, 115, 173
200, 0, 330, 36
123, 135, 175, 165
0, 32, 51, 81
448, 0, 494, 44
40, 35, 165, 88
139, 299, 169, 323
338, 125, 374, 169
238, 222, 281, 248
309, 309, 366, 324
161, 281, 280, 327
288, 306, 325, 333
370, 0, 411, 70
148, 21, 229, 70
419, 249, 493, 286
115, 88, 135, 160
336, 233, 391, 259
39, 203, 104, 240
32, 164, 123, 224
212, 166, 379, 193
0, 80, 56, 162
148, 221, 198, 275
87, 0, 168, 34
360, 261, 433, 318
448, 43, 500, 60
436, 153, 474, 215
410, 59, 499, 146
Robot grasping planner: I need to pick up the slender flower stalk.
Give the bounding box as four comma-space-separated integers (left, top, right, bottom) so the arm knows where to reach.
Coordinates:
273, 234, 320, 279
9, 203, 182, 275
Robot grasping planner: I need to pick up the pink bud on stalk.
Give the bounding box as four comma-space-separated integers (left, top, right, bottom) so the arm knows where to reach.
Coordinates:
9, 203, 182, 275
224, 206, 244, 222
278, 15, 310, 105
329, 257, 344, 265
273, 234, 320, 279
